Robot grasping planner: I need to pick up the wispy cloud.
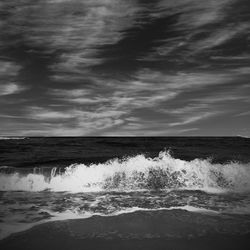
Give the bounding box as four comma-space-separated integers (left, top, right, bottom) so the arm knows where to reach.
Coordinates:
236, 111, 250, 117
102, 117, 200, 136
134, 69, 232, 94
0, 83, 24, 96
28, 107, 75, 120
24, 105, 125, 135
0, 61, 20, 77
192, 23, 250, 52
168, 112, 218, 127
0, 60, 21, 84
0, 0, 143, 85
138, 0, 237, 62
50, 89, 92, 98
156, 0, 232, 28
0, 60, 23, 96
46, 63, 250, 133
210, 54, 250, 61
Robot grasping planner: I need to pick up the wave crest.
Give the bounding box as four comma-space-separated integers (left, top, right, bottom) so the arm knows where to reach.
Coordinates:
1, 151, 250, 193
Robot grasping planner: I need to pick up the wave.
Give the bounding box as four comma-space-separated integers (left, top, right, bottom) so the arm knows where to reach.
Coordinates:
0, 136, 26, 140
237, 135, 250, 138
0, 151, 250, 193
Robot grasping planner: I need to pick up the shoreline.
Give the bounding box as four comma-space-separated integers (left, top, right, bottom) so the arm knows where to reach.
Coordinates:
0, 206, 220, 240
1, 210, 250, 250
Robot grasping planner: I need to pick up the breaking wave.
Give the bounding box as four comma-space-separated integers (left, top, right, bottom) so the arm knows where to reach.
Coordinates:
0, 136, 26, 140
1, 151, 250, 193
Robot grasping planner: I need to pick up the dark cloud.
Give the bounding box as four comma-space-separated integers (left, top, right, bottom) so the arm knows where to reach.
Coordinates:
0, 0, 250, 136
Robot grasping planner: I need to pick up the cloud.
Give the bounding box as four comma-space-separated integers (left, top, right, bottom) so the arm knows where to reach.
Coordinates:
45, 66, 245, 135
51, 88, 108, 104
0, 60, 23, 96
158, 76, 249, 128
1, 0, 249, 136
134, 69, 231, 92
0, 61, 20, 76
192, 93, 248, 104
24, 105, 126, 135
236, 111, 250, 117
50, 88, 92, 97
102, 117, 200, 136
49, 70, 183, 115
138, 0, 236, 62
156, 0, 232, 28
192, 23, 250, 52
231, 67, 250, 75
137, 0, 250, 76
0, 83, 25, 96
28, 107, 75, 120
0, 0, 141, 82
48, 0, 140, 81
0, 60, 21, 82
0, 114, 24, 119
210, 54, 250, 61
168, 112, 217, 127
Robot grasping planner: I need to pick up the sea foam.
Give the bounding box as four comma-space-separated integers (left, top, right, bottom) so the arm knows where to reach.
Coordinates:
0, 151, 250, 193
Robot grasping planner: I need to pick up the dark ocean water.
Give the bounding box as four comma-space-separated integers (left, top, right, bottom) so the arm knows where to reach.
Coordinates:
0, 137, 250, 241
1, 137, 250, 168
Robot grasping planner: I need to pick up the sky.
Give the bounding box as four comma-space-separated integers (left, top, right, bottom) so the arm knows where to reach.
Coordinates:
0, 0, 250, 136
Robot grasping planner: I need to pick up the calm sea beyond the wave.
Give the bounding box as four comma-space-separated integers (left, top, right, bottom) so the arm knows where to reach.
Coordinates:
0, 137, 250, 250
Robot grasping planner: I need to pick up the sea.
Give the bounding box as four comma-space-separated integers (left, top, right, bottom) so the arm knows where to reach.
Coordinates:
0, 137, 250, 242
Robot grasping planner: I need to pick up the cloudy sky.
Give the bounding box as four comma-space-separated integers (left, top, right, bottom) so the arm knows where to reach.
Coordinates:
0, 0, 250, 136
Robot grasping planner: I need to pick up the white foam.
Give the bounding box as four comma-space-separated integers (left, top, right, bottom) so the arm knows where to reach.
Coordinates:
1, 151, 250, 193
168, 205, 219, 214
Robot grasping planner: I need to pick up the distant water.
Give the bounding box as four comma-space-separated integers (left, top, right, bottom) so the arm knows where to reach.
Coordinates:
0, 137, 250, 240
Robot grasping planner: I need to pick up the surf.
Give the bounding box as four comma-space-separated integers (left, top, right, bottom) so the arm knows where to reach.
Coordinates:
0, 151, 250, 193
